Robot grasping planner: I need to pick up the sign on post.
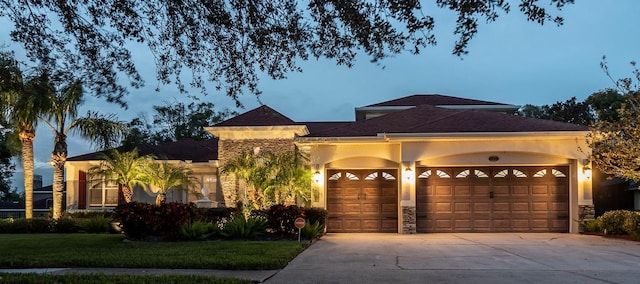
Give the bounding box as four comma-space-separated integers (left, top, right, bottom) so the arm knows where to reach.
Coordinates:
295, 217, 306, 242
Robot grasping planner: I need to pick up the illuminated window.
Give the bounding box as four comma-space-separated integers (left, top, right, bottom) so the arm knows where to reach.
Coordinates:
328, 173, 341, 180
381, 172, 396, 180
365, 172, 378, 180
436, 170, 451, 178
533, 169, 547, 177
418, 170, 432, 178
494, 169, 508, 178
345, 172, 359, 180
513, 169, 527, 178
475, 170, 489, 178
456, 169, 470, 178
89, 179, 119, 207
552, 169, 567, 177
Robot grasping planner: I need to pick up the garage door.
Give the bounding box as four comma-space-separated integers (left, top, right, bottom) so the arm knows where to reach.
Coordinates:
416, 166, 569, 233
326, 169, 398, 233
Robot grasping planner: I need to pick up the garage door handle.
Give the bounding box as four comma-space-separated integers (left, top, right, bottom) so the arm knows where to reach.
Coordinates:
364, 193, 367, 200
357, 194, 361, 200
489, 191, 494, 199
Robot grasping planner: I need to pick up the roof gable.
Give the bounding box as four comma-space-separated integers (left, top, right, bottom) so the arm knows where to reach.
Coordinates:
366, 94, 512, 107
215, 105, 295, 126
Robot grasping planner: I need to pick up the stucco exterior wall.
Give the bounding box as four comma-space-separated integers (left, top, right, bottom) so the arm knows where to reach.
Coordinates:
301, 132, 591, 233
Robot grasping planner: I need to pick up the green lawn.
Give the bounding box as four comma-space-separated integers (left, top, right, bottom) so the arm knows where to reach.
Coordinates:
0, 273, 251, 284
0, 234, 307, 270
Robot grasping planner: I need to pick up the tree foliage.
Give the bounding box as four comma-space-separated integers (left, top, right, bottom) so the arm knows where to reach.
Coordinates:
516, 97, 594, 125
141, 159, 197, 205
0, 125, 20, 202
1, 0, 573, 106
587, 58, 640, 181
120, 99, 234, 150
88, 148, 150, 204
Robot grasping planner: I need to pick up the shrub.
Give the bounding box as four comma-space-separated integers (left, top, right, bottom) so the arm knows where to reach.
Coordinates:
193, 207, 236, 224
623, 211, 640, 238
0, 218, 54, 233
113, 202, 195, 240
264, 204, 303, 235
300, 220, 323, 240
303, 207, 327, 232
179, 221, 218, 240
599, 210, 633, 235
63, 211, 113, 219
581, 218, 602, 233
54, 218, 81, 233
220, 213, 268, 239
82, 216, 111, 233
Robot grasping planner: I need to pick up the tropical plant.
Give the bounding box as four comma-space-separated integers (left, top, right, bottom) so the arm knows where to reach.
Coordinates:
222, 150, 311, 210
179, 221, 218, 241
220, 213, 268, 240
142, 159, 197, 205
39, 79, 126, 219
88, 148, 150, 203
0, 52, 52, 219
300, 220, 323, 240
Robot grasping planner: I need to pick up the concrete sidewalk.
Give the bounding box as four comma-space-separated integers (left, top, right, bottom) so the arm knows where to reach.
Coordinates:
0, 267, 279, 282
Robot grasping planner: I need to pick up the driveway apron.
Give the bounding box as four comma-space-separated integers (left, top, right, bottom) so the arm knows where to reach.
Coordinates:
265, 233, 640, 284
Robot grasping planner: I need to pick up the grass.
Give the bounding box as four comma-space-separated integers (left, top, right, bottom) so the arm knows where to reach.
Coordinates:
0, 273, 251, 284
0, 234, 307, 270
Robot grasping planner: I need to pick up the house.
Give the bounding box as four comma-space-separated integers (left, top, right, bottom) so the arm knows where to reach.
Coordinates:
65, 94, 593, 234
0, 175, 65, 218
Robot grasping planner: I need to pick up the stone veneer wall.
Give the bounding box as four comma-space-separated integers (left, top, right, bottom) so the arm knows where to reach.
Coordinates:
402, 206, 417, 234
578, 204, 596, 220
218, 138, 296, 207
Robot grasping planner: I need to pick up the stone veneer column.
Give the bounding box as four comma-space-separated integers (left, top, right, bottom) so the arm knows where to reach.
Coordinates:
218, 138, 296, 208
577, 204, 596, 232
402, 206, 417, 234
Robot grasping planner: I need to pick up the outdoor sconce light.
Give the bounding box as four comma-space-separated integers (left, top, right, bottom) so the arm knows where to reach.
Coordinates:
313, 170, 321, 183
583, 165, 592, 180
404, 167, 412, 180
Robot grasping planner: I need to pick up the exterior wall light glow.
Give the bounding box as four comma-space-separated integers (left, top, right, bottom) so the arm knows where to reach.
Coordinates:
582, 165, 592, 180
313, 170, 321, 183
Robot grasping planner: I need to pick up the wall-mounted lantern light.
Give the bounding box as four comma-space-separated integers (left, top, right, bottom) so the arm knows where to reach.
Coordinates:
582, 165, 592, 180
313, 170, 321, 183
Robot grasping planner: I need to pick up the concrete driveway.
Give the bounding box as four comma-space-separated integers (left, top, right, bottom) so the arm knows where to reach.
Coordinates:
265, 233, 640, 284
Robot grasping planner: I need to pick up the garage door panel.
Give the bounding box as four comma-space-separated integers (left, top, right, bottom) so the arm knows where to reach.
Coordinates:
474, 202, 491, 213
436, 186, 453, 196
454, 186, 471, 195
327, 169, 399, 233
532, 186, 549, 195
417, 166, 569, 233
512, 186, 529, 195
454, 202, 472, 212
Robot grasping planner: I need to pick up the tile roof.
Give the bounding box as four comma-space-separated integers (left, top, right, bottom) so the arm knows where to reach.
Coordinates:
67, 138, 218, 162
365, 94, 513, 107
215, 105, 296, 126
307, 104, 587, 137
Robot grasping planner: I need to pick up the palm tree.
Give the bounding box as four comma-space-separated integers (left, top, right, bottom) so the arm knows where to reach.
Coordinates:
142, 159, 196, 205
39, 79, 126, 219
0, 53, 52, 219
88, 148, 149, 204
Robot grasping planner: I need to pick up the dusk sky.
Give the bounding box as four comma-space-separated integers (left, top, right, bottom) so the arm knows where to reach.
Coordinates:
2, 1, 640, 190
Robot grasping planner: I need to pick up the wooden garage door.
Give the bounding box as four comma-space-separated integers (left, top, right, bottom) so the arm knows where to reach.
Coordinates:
416, 166, 569, 233
326, 169, 398, 233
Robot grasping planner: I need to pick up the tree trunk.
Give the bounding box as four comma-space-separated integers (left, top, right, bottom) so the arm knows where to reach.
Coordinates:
121, 185, 134, 203
51, 134, 67, 220
19, 130, 35, 219
155, 192, 166, 205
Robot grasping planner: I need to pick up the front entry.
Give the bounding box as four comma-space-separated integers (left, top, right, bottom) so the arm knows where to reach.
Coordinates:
416, 166, 569, 233
326, 169, 399, 233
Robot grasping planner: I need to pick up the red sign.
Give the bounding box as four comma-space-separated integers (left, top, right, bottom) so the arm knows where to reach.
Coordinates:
294, 217, 306, 229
